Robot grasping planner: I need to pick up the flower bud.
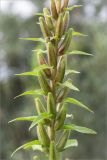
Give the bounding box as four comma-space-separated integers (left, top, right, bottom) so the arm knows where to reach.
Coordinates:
35, 98, 46, 114
37, 124, 50, 147
56, 86, 69, 103
50, 0, 58, 19
37, 52, 51, 79
63, 11, 69, 33
61, 0, 69, 11
38, 71, 51, 94
43, 8, 54, 30
47, 42, 57, 68
39, 17, 52, 40
35, 98, 51, 126
47, 92, 56, 116
55, 0, 61, 14
54, 103, 67, 130
56, 130, 70, 151
55, 56, 65, 83
58, 28, 73, 55
55, 14, 63, 38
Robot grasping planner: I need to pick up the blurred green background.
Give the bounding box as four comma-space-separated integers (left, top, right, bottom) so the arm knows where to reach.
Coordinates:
0, 0, 107, 160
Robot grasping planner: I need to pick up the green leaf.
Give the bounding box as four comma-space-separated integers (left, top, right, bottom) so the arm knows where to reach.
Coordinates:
15, 71, 38, 76
64, 139, 78, 150
65, 50, 93, 56
29, 113, 52, 130
64, 97, 94, 113
65, 5, 83, 11
32, 49, 47, 54
65, 69, 80, 76
11, 140, 40, 157
63, 124, 97, 134
8, 116, 37, 123
72, 31, 88, 37
15, 64, 52, 77
35, 13, 44, 16
14, 89, 44, 99
19, 38, 45, 43
32, 145, 42, 152
59, 80, 79, 92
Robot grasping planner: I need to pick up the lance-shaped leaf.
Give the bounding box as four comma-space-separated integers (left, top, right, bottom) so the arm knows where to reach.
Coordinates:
35, 13, 44, 16
64, 139, 78, 150
65, 50, 93, 56
32, 145, 42, 151
64, 97, 94, 113
19, 38, 45, 43
58, 80, 79, 92
65, 5, 83, 11
32, 49, 47, 54
29, 113, 52, 130
65, 69, 80, 76
72, 31, 88, 37
11, 140, 41, 157
15, 64, 52, 77
62, 124, 97, 134
8, 116, 37, 123
14, 89, 44, 99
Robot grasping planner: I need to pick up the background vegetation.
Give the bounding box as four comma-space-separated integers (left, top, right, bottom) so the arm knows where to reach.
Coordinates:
0, 0, 107, 159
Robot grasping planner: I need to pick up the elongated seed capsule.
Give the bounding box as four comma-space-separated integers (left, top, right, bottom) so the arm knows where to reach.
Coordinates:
63, 11, 69, 33
43, 8, 54, 30
55, 56, 65, 83
51, 0, 58, 19
56, 130, 70, 151
38, 71, 51, 94
35, 98, 51, 126
47, 92, 56, 116
47, 42, 57, 68
49, 141, 56, 160
37, 124, 50, 147
61, 0, 69, 11
56, 86, 69, 103
39, 17, 51, 39
35, 98, 46, 114
55, 14, 63, 38
54, 103, 67, 130
37, 52, 51, 79
58, 28, 73, 55
55, 0, 61, 14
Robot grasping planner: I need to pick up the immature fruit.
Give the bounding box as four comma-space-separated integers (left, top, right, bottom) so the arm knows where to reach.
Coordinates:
47, 42, 57, 68
55, 0, 61, 14
35, 98, 46, 114
37, 124, 50, 147
38, 71, 51, 94
37, 52, 51, 79
55, 14, 63, 38
39, 17, 52, 40
61, 0, 69, 11
47, 92, 56, 116
55, 56, 65, 83
49, 141, 56, 160
56, 86, 68, 103
56, 130, 70, 152
51, 0, 58, 19
43, 8, 54, 30
63, 11, 69, 33
58, 28, 73, 55
54, 103, 67, 130
35, 98, 51, 126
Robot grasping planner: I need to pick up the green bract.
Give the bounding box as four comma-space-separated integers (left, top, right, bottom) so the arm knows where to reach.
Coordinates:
10, 0, 96, 160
